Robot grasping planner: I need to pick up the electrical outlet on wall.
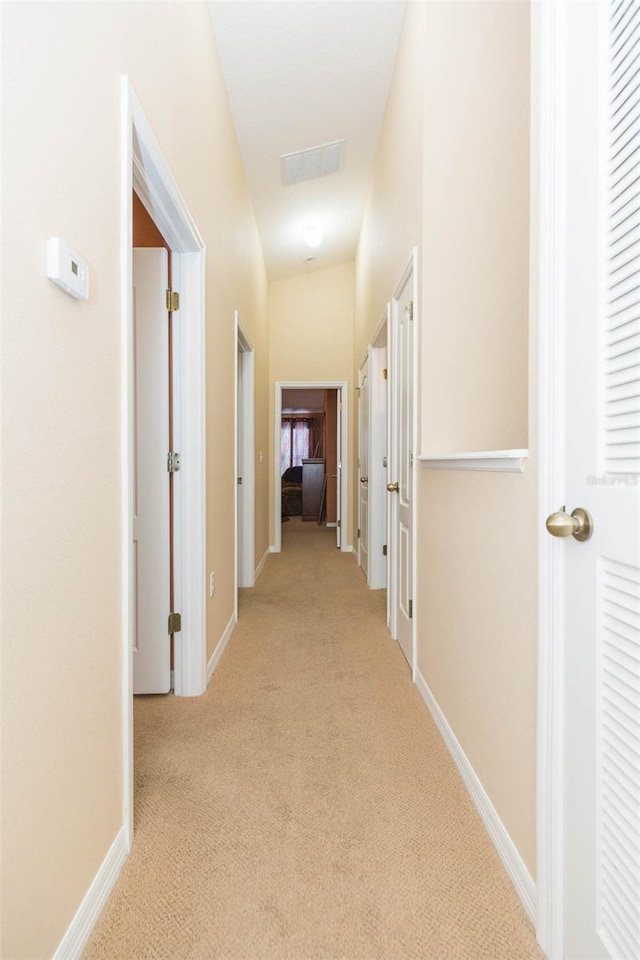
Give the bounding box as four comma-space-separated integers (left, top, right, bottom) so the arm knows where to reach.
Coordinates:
209, 572, 215, 598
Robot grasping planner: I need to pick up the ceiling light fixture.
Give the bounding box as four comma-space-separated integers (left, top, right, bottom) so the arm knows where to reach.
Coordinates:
304, 225, 323, 248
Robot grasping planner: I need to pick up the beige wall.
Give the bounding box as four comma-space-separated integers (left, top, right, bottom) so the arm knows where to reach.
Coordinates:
0, 3, 267, 958
268, 263, 354, 544
355, 0, 537, 876
421, 0, 529, 452
354, 0, 425, 546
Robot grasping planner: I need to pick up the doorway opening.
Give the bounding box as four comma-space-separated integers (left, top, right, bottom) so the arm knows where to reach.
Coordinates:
122, 78, 207, 845
274, 381, 349, 554
358, 307, 389, 594
235, 314, 255, 608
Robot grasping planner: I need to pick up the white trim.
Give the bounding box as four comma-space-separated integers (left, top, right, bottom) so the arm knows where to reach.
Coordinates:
120, 76, 135, 850
52, 827, 128, 960
534, 1, 567, 956
350, 545, 358, 561
414, 670, 537, 924
121, 77, 207, 843
273, 381, 349, 553
173, 251, 207, 699
418, 450, 529, 473
254, 546, 270, 582
206, 613, 236, 685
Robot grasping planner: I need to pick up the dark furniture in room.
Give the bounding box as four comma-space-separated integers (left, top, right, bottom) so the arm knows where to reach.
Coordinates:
281, 465, 303, 516
301, 458, 325, 521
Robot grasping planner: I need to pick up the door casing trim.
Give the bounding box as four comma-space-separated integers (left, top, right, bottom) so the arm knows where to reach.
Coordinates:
273, 381, 349, 553
235, 314, 256, 604
534, 3, 567, 956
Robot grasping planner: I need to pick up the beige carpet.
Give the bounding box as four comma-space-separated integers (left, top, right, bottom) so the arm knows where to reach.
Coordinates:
84, 519, 543, 960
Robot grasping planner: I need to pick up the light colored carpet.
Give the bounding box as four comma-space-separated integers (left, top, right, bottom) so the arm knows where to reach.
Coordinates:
84, 519, 543, 960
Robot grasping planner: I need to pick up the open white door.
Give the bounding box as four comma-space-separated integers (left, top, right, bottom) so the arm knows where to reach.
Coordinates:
132, 248, 171, 694
236, 343, 243, 588
552, 4, 640, 957
358, 358, 370, 578
369, 331, 389, 592
388, 261, 415, 668
336, 388, 342, 549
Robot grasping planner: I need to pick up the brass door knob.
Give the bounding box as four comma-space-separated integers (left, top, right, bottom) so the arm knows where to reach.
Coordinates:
360, 476, 368, 484
545, 506, 593, 542
387, 481, 399, 493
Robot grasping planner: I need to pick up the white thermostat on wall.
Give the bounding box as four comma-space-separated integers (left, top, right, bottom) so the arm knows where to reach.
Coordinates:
46, 237, 89, 300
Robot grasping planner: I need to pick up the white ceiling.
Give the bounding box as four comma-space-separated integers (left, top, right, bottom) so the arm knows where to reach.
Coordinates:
208, 1, 406, 280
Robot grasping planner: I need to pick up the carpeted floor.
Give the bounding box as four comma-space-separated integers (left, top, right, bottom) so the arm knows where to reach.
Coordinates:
84, 519, 543, 960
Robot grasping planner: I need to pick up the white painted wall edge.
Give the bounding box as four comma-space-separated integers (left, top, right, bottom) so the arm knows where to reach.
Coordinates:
417, 450, 529, 473
254, 547, 270, 582
206, 612, 236, 685
52, 827, 128, 960
414, 670, 537, 924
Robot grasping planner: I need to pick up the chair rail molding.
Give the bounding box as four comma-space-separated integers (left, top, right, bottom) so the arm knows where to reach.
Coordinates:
418, 450, 529, 473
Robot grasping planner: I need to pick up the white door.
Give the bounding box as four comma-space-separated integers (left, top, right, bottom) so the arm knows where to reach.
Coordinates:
389, 265, 415, 667
369, 342, 388, 592
358, 359, 370, 579
236, 344, 243, 587
559, 3, 640, 957
336, 389, 342, 549
132, 248, 171, 694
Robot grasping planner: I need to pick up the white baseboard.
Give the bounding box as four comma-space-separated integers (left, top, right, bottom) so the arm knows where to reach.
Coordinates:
414, 669, 537, 924
326, 521, 337, 528
254, 547, 270, 582
53, 826, 128, 960
206, 612, 236, 685
350, 545, 357, 561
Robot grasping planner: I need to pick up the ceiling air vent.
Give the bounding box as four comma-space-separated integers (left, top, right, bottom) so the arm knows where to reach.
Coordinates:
280, 139, 345, 187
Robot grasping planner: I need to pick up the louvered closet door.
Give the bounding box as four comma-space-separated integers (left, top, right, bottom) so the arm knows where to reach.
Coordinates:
563, 2, 640, 957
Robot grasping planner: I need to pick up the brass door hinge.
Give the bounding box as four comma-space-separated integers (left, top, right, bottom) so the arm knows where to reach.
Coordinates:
166, 289, 180, 312
408, 599, 413, 619
168, 611, 182, 634
383, 368, 388, 380
167, 451, 181, 473
357, 528, 361, 539
237, 477, 243, 485
408, 300, 414, 321
383, 544, 387, 556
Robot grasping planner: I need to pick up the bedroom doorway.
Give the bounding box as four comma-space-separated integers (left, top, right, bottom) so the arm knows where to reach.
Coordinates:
235, 314, 255, 598
274, 381, 349, 554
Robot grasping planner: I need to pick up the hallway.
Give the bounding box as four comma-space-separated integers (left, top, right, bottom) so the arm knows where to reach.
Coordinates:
85, 521, 541, 960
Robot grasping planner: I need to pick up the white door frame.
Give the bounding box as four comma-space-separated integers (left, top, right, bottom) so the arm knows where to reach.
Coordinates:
121, 77, 207, 844
357, 354, 369, 572
367, 306, 390, 592
389, 250, 419, 676
273, 381, 349, 553
235, 313, 255, 603
535, 3, 568, 956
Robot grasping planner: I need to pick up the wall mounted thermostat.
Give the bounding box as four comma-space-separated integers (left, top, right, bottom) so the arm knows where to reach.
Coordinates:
46, 237, 89, 300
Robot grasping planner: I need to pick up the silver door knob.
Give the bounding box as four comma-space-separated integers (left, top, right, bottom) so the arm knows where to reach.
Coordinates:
387, 481, 399, 493
545, 506, 593, 542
